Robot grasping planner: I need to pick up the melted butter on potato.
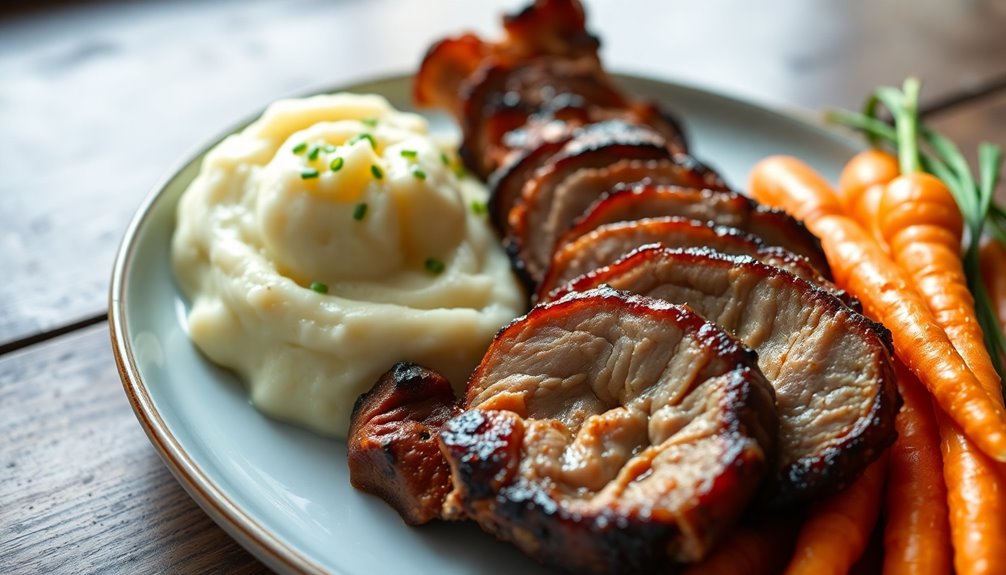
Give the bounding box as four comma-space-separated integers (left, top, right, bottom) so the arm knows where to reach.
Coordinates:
172, 93, 524, 437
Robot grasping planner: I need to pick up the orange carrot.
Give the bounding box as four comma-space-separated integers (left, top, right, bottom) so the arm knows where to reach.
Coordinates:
980, 238, 1006, 339
875, 173, 1002, 402
750, 156, 1006, 462
838, 149, 900, 244
783, 453, 889, 575
936, 412, 1006, 575
682, 519, 799, 575
883, 361, 951, 575
868, 171, 1006, 575
839, 149, 901, 206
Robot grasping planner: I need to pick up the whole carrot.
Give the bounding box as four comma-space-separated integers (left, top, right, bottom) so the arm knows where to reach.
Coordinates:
838, 149, 899, 245
877, 172, 1001, 404
682, 519, 799, 575
783, 453, 889, 575
883, 361, 951, 575
866, 164, 1006, 575
936, 413, 1006, 575
749, 156, 1006, 462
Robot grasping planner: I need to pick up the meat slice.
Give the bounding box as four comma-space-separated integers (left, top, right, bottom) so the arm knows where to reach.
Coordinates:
414, 0, 599, 115
488, 123, 578, 234
439, 288, 778, 573
560, 183, 832, 279
505, 127, 728, 287
348, 362, 459, 525
537, 217, 850, 306
458, 57, 628, 178
558, 247, 898, 506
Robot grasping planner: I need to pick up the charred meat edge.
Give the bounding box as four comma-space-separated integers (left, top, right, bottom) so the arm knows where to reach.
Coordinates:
441, 287, 778, 573
560, 183, 832, 280
413, 0, 599, 113
504, 124, 672, 285
556, 247, 898, 507
348, 362, 460, 525
537, 216, 852, 307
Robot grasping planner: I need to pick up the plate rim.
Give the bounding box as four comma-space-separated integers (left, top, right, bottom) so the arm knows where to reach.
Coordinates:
108, 71, 860, 575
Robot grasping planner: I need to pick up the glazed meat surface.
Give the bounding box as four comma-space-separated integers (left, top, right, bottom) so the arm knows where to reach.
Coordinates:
348, 363, 459, 525
537, 217, 849, 305
439, 288, 778, 573
558, 247, 897, 506
561, 183, 832, 278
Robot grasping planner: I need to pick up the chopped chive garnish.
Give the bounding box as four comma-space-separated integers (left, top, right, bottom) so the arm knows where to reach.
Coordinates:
471, 200, 488, 215
400, 149, 418, 159
309, 281, 328, 294
353, 202, 368, 221
300, 168, 319, 179
323, 144, 338, 153
453, 164, 467, 179
307, 145, 321, 161
292, 142, 307, 154
440, 152, 450, 165
370, 164, 383, 179
349, 133, 377, 150
329, 157, 344, 172
411, 166, 427, 180
424, 258, 446, 275
361, 118, 378, 128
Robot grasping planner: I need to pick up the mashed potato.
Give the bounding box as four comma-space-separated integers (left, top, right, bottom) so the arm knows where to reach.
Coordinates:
172, 93, 525, 437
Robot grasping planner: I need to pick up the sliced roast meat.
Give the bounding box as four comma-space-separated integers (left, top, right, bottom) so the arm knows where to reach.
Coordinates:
414, 34, 490, 114
558, 247, 897, 506
505, 127, 728, 287
560, 183, 832, 279
348, 362, 460, 525
414, 0, 598, 115
458, 56, 628, 177
440, 287, 777, 573
488, 122, 579, 234
500, 0, 600, 61
488, 120, 701, 237
537, 217, 851, 306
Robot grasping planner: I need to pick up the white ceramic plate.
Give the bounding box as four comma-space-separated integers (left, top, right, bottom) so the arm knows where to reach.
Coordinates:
110, 74, 860, 574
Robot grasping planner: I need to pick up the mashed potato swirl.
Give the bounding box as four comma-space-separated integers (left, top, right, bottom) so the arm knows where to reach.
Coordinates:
172, 93, 524, 437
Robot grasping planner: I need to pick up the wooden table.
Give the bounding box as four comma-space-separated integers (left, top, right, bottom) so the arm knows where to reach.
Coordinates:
2, 1, 1005, 572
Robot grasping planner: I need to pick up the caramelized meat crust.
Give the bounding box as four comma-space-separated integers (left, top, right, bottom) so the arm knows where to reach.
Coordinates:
348, 362, 460, 525
538, 217, 852, 307
439, 288, 778, 573
558, 248, 898, 506
561, 183, 832, 279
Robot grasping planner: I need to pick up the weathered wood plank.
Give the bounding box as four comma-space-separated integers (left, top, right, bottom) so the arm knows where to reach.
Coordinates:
2, 0, 1006, 345
0, 324, 268, 574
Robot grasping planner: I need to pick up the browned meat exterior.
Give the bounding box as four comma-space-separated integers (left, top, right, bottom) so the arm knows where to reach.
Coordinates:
560, 183, 832, 279
415, 0, 689, 179
537, 217, 851, 306
488, 120, 709, 238
413, 0, 598, 114
439, 288, 778, 573
459, 57, 628, 177
348, 362, 459, 525
558, 247, 898, 506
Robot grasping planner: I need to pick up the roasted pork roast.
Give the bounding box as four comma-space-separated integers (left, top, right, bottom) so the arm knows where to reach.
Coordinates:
348, 362, 460, 525
440, 287, 777, 573
559, 183, 832, 279
555, 247, 898, 506
537, 216, 851, 306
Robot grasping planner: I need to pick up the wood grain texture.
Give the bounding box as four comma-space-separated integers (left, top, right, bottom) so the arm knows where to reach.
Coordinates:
2, 0, 1006, 346
0, 324, 268, 574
